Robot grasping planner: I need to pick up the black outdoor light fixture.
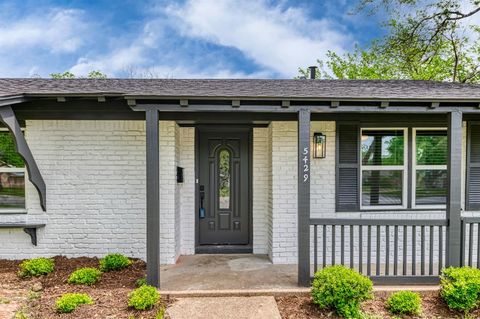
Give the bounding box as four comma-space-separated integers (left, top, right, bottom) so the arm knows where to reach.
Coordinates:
313, 133, 326, 158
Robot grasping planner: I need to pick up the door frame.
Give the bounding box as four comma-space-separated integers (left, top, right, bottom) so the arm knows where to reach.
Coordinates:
194, 125, 253, 253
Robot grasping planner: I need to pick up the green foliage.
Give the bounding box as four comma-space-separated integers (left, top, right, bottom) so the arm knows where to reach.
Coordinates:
18, 258, 54, 278
68, 267, 102, 285
441, 267, 480, 314
311, 265, 373, 318
55, 293, 93, 313
156, 306, 166, 319
0, 132, 24, 168
386, 291, 422, 315
99, 253, 131, 272
50, 70, 107, 79
127, 285, 160, 310
136, 277, 147, 287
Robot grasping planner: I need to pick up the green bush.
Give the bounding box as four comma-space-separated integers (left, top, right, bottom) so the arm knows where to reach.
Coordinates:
55, 293, 93, 313
311, 265, 373, 318
441, 266, 480, 314
18, 257, 54, 278
136, 277, 147, 287
99, 253, 131, 272
386, 291, 422, 316
68, 267, 102, 285
128, 285, 160, 310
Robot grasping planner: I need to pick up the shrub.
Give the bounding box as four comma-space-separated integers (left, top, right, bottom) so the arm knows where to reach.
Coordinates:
441, 266, 480, 314
68, 267, 102, 285
311, 265, 373, 318
55, 293, 93, 313
128, 285, 160, 310
386, 291, 422, 315
18, 258, 54, 278
136, 277, 147, 287
99, 253, 131, 272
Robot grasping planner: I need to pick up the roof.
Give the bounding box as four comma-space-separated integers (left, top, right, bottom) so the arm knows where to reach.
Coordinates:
0, 78, 479, 101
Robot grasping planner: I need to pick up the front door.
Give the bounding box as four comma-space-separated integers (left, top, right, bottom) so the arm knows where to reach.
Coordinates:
197, 127, 250, 251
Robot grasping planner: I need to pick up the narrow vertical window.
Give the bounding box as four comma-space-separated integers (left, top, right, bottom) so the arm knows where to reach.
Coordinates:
413, 129, 447, 207
218, 149, 231, 209
0, 130, 25, 210
360, 129, 407, 208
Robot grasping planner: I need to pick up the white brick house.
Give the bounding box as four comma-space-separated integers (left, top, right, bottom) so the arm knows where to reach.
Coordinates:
0, 78, 480, 287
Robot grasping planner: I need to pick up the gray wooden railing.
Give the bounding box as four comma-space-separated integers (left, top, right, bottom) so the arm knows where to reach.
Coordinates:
310, 218, 449, 284
461, 217, 480, 268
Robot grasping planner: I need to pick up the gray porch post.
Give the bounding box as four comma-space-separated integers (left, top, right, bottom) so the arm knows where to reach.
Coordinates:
298, 108, 311, 286
146, 109, 160, 287
447, 110, 463, 267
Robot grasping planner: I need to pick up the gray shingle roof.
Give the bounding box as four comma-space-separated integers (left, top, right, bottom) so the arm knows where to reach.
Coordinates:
0, 78, 479, 100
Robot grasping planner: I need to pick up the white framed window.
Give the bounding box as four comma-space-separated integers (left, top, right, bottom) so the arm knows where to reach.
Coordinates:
412, 128, 447, 208
0, 128, 26, 212
360, 128, 408, 209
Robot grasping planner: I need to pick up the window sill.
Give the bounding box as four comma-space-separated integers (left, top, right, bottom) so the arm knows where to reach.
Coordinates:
0, 209, 27, 214
339, 208, 447, 213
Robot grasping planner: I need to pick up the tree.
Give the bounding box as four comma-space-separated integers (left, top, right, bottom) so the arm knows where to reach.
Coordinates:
50, 70, 107, 79
300, 0, 480, 83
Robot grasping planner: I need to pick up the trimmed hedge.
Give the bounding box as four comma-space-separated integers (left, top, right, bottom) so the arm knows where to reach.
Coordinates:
128, 285, 160, 310
56, 293, 93, 313
386, 291, 422, 315
99, 253, 131, 272
18, 258, 54, 278
68, 267, 102, 285
441, 266, 480, 314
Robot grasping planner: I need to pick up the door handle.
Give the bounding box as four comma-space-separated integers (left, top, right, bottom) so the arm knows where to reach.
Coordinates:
199, 185, 205, 218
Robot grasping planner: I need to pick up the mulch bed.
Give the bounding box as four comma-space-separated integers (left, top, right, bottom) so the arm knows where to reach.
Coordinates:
276, 294, 480, 319
0, 256, 172, 319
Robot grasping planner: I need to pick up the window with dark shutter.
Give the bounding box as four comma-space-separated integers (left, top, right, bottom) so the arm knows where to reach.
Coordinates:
336, 123, 359, 211
467, 123, 480, 210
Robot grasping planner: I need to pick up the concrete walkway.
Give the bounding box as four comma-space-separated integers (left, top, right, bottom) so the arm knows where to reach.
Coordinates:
166, 296, 281, 319
160, 254, 297, 291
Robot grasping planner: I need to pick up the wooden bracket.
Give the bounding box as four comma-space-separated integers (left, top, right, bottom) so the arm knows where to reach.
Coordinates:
282, 100, 290, 108
330, 101, 339, 108
232, 100, 241, 108
380, 101, 389, 108
180, 99, 189, 107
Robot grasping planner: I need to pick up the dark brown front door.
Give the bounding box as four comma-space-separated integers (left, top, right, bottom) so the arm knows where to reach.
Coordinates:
197, 128, 250, 250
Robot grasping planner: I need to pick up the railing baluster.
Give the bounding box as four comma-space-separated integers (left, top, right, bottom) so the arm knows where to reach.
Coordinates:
461, 219, 466, 267
429, 226, 433, 276
469, 222, 474, 267
477, 224, 480, 269
394, 225, 398, 276
386, 225, 390, 276
376, 225, 381, 276
403, 225, 407, 276
367, 225, 371, 276
341, 225, 345, 266
439, 226, 443, 274
314, 225, 318, 273
412, 226, 416, 276
359, 225, 363, 274
332, 225, 336, 265
350, 225, 354, 269
421, 226, 425, 276
322, 225, 326, 268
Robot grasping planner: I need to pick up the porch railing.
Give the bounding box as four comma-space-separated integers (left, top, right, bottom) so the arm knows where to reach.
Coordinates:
462, 217, 480, 268
310, 218, 448, 284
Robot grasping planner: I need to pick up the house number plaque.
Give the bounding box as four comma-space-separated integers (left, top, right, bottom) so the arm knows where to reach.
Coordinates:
302, 147, 309, 182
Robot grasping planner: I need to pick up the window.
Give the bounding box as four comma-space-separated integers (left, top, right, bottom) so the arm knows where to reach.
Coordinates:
218, 149, 231, 209
0, 129, 25, 211
413, 129, 447, 207
360, 129, 407, 209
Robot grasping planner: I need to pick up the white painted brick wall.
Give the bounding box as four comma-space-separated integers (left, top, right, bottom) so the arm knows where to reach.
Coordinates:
253, 128, 269, 254
0, 120, 180, 264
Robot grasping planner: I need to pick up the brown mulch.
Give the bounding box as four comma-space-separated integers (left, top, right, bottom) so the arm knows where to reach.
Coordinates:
0, 256, 172, 319
276, 294, 480, 318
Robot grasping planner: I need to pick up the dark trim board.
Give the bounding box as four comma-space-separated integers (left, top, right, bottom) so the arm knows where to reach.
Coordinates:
194, 125, 253, 254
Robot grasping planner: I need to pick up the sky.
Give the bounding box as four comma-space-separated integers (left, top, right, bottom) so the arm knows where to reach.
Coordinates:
0, 0, 386, 79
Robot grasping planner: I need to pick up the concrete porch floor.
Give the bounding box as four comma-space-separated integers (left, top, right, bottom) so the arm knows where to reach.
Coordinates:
160, 254, 298, 291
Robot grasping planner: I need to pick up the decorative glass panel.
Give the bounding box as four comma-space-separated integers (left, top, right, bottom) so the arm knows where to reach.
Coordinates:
416, 130, 447, 165
218, 149, 230, 209
0, 131, 24, 168
416, 169, 447, 205
0, 172, 25, 209
361, 130, 404, 166
362, 170, 403, 206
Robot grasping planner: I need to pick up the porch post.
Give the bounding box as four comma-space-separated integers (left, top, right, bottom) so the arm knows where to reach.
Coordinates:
298, 108, 311, 286
447, 110, 463, 267
146, 109, 160, 287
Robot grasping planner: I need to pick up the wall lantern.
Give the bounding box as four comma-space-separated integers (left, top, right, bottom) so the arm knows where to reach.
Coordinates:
313, 133, 326, 158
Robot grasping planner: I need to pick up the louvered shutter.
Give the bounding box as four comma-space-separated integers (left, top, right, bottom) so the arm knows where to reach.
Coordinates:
336, 123, 360, 211
467, 123, 480, 210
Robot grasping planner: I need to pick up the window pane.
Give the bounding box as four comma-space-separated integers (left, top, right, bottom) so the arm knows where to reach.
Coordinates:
0, 131, 24, 168
218, 149, 230, 209
416, 169, 447, 205
0, 172, 25, 209
416, 130, 447, 165
361, 130, 404, 165
362, 170, 403, 206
